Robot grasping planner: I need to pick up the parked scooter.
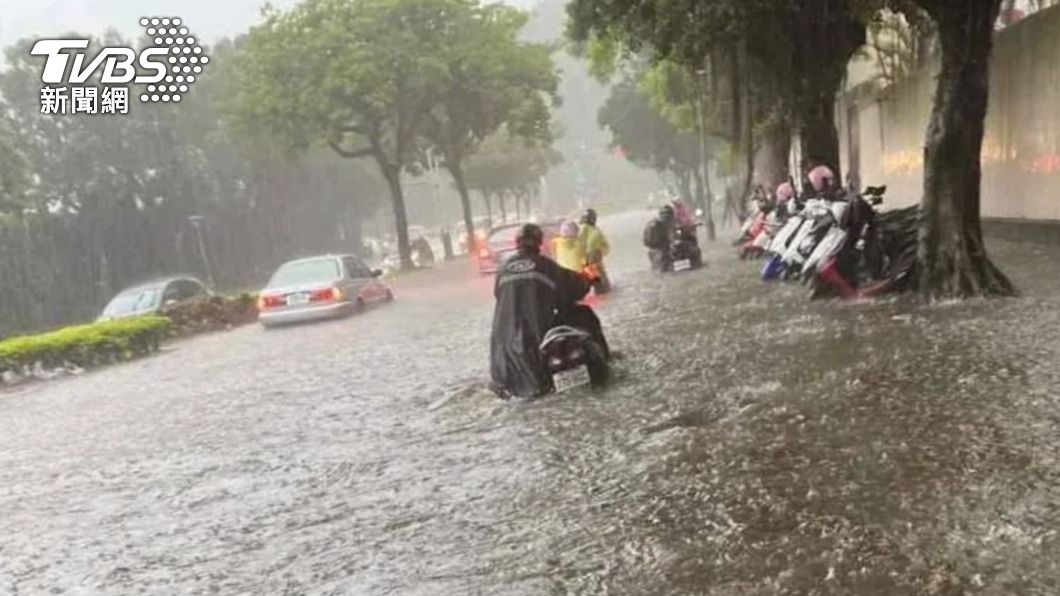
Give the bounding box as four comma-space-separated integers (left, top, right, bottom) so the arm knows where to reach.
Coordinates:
735, 187, 780, 260
797, 185, 894, 299
811, 197, 920, 300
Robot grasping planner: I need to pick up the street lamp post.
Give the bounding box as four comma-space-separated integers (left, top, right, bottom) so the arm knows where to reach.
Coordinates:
188, 215, 215, 288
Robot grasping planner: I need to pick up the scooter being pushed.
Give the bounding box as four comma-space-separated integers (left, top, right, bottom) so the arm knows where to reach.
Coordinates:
539, 324, 610, 393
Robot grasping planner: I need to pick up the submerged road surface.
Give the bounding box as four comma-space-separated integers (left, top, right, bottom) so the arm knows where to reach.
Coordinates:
2, 211, 1059, 595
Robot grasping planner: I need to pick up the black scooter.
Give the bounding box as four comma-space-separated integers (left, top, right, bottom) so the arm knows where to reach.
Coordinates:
539, 326, 609, 393
663, 225, 703, 272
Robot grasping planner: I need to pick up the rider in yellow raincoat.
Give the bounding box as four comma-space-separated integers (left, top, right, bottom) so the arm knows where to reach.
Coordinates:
553, 221, 586, 272
578, 209, 611, 293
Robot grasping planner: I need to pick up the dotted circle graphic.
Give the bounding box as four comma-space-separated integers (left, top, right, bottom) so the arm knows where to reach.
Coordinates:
139, 16, 209, 104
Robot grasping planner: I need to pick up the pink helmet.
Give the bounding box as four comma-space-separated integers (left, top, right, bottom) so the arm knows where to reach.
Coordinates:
560, 221, 579, 238
776, 182, 795, 202
807, 165, 836, 193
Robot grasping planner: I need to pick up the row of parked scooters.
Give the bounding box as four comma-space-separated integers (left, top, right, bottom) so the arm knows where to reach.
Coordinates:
734, 165, 920, 300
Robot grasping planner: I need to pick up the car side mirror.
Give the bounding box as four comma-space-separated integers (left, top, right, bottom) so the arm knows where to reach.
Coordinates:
371, 269, 383, 278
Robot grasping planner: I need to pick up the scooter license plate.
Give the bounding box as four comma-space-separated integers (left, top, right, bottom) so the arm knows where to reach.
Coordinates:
673, 259, 692, 272
554, 366, 591, 392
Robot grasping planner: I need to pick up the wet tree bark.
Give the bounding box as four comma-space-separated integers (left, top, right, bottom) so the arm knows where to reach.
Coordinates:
787, 0, 865, 179
758, 121, 792, 189
797, 92, 841, 179
447, 162, 475, 256
480, 190, 493, 227
379, 161, 413, 270
914, 0, 1013, 298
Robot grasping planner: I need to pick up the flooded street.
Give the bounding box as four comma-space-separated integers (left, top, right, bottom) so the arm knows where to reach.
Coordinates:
2, 211, 1058, 595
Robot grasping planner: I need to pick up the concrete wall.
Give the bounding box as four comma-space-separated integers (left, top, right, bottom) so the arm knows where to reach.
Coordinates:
839, 5, 1060, 222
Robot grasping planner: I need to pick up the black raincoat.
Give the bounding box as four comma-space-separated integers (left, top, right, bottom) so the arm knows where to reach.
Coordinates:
490, 251, 591, 398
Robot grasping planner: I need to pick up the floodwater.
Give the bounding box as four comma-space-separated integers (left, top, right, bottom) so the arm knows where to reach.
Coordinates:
1, 211, 1058, 595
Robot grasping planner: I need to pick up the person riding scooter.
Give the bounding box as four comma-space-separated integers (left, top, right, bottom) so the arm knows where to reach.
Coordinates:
578, 209, 611, 294
490, 224, 610, 399
644, 205, 675, 271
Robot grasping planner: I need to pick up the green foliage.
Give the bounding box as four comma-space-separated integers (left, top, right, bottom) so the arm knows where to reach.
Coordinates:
463, 132, 562, 198
0, 316, 171, 376
567, 0, 871, 170
221, 0, 558, 269
0, 110, 29, 214
422, 2, 558, 157
597, 77, 698, 176
224, 0, 476, 164
0, 33, 384, 337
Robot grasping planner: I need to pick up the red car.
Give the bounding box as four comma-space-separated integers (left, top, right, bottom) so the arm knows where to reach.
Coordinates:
476, 221, 562, 274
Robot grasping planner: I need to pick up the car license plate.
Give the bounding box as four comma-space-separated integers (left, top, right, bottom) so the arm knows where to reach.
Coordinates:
286, 293, 309, 305
554, 366, 591, 393
673, 259, 692, 272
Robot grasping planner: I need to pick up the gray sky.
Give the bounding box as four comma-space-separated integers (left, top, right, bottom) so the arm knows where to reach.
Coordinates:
0, 0, 536, 46
0, 0, 298, 46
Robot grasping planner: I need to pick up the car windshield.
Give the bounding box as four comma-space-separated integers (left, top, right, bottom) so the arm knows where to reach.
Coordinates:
268, 259, 341, 287
102, 287, 162, 317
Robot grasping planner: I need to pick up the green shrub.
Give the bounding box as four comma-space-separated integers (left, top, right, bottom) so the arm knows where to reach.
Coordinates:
0, 316, 171, 377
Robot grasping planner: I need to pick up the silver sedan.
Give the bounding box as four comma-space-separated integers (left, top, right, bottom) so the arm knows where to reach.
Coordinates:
257, 255, 393, 328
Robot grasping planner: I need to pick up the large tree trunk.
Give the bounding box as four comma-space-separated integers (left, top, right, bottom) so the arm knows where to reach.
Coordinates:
916, 0, 1013, 298
480, 190, 493, 227
498, 192, 508, 222
379, 161, 413, 270
797, 92, 841, 179
787, 0, 865, 180
757, 120, 792, 189
447, 162, 475, 256
740, 55, 755, 223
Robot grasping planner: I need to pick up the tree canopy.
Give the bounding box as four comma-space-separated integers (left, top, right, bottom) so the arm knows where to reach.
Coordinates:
223, 0, 561, 269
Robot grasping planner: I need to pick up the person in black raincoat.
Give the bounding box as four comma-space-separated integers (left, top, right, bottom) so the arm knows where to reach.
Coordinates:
490, 224, 609, 399
643, 205, 677, 271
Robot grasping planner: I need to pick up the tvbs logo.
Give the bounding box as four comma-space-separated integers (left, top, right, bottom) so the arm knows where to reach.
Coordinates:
31, 17, 209, 115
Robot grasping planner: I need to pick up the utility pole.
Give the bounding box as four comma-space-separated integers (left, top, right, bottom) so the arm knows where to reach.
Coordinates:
188, 215, 215, 288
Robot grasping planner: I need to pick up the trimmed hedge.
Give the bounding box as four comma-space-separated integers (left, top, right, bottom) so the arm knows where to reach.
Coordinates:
0, 316, 171, 378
